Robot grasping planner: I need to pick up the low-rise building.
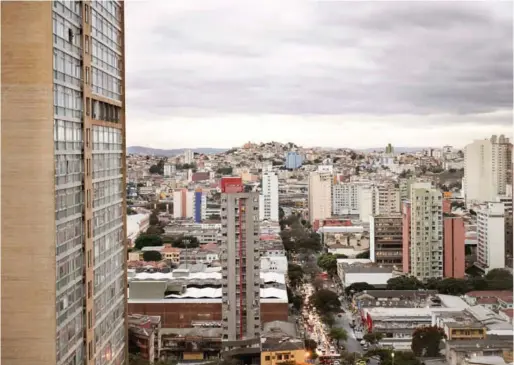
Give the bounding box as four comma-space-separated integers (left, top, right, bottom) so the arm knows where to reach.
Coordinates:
261, 321, 306, 365
337, 260, 394, 289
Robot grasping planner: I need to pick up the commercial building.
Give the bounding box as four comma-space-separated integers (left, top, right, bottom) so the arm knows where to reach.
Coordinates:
259, 172, 279, 221
261, 321, 306, 365
285, 152, 303, 169
308, 172, 333, 223
464, 135, 512, 203
2, 2, 127, 365
477, 202, 506, 270
408, 183, 443, 279
219, 177, 261, 350
336, 260, 394, 289
443, 215, 466, 278
369, 214, 403, 267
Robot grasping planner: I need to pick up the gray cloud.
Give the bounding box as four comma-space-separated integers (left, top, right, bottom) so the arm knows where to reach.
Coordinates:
126, 1, 513, 123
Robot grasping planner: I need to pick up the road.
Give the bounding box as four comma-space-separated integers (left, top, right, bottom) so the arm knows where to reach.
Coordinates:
334, 311, 363, 354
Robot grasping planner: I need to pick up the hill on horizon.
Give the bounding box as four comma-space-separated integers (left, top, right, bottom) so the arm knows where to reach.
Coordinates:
127, 146, 228, 156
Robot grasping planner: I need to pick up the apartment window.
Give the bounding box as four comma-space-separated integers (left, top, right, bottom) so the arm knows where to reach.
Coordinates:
265, 356, 270, 361
85, 35, 90, 54
88, 310, 92, 329
87, 249, 92, 268
86, 98, 90, 116
86, 158, 90, 176
68, 28, 74, 43
85, 4, 89, 23
86, 128, 91, 147
88, 341, 92, 360
85, 67, 90, 84
87, 281, 92, 298
87, 219, 91, 238
87, 189, 91, 208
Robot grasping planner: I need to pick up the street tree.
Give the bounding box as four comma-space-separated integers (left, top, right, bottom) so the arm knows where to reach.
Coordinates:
436, 278, 470, 295
355, 250, 370, 259
288, 264, 304, 288
309, 289, 341, 314
485, 269, 513, 290
345, 282, 376, 296
411, 325, 445, 357
363, 332, 384, 345
135, 234, 163, 250
386, 276, 424, 290
146, 225, 164, 235
317, 254, 338, 276
329, 327, 348, 345
142, 250, 162, 262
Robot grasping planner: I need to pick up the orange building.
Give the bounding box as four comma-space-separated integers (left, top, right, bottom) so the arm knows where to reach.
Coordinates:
443, 215, 465, 278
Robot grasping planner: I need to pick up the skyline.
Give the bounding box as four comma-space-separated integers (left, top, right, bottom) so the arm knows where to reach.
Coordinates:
125, 1, 513, 149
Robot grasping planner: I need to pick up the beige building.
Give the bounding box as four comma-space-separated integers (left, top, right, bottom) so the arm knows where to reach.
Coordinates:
2, 2, 127, 365
409, 183, 443, 279
308, 172, 333, 223
464, 135, 512, 203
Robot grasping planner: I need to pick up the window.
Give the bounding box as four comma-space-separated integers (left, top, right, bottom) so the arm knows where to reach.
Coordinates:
265, 356, 270, 361
88, 310, 92, 329
86, 128, 90, 147
85, 35, 90, 53
87, 281, 92, 299
88, 341, 92, 360
87, 219, 91, 238
68, 28, 74, 43
85, 67, 90, 84
87, 249, 92, 268
85, 4, 89, 23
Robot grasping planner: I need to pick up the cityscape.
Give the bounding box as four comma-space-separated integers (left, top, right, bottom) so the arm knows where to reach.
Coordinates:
1, 2, 513, 365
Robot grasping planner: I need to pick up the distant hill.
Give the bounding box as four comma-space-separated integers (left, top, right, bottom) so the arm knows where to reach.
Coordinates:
356, 147, 430, 153
127, 146, 227, 156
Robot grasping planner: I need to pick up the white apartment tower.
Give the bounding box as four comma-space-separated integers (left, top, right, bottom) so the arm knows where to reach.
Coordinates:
332, 183, 361, 216
220, 178, 261, 348
259, 172, 279, 221
173, 189, 194, 219
410, 183, 443, 279
464, 135, 512, 203
184, 149, 194, 164
358, 184, 400, 222
308, 172, 333, 223
477, 202, 505, 271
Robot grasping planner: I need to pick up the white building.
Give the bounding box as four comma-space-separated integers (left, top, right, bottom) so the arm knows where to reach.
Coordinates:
332, 183, 362, 216
410, 183, 443, 279
259, 172, 279, 221
164, 163, 176, 177
260, 256, 288, 274
477, 202, 505, 271
359, 185, 376, 222
464, 135, 512, 203
358, 184, 400, 222
183, 149, 194, 164
308, 172, 333, 223
173, 189, 194, 219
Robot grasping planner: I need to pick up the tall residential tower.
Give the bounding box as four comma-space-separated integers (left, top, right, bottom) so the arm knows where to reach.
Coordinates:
220, 178, 261, 350
259, 171, 279, 221
2, 2, 126, 365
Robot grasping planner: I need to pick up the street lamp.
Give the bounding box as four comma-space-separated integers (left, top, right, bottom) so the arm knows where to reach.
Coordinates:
391, 351, 395, 365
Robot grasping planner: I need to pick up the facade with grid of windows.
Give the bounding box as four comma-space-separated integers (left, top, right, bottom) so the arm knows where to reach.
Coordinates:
2, 2, 126, 365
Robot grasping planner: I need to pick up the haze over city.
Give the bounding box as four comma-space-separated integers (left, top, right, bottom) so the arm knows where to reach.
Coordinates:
125, 1, 513, 149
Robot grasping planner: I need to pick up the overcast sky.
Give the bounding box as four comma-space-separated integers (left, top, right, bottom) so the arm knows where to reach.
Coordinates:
125, 1, 513, 149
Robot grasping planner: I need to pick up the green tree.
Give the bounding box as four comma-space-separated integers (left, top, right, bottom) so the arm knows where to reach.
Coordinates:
329, 327, 348, 345
436, 278, 471, 295
288, 264, 304, 288
485, 269, 513, 290
146, 225, 164, 235
345, 282, 376, 295
363, 332, 384, 345
216, 166, 233, 175
386, 276, 424, 290
355, 250, 370, 259
317, 253, 338, 276
309, 289, 341, 314
149, 211, 160, 226
411, 325, 445, 357
135, 234, 163, 250
172, 235, 200, 248
143, 250, 162, 262
279, 207, 285, 220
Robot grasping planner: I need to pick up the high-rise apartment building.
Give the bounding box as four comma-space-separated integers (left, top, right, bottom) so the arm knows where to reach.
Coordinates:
358, 184, 400, 222
477, 202, 506, 270
359, 185, 377, 222
409, 183, 443, 279
464, 135, 512, 203
369, 214, 403, 267
308, 172, 332, 223
443, 215, 465, 278
332, 182, 362, 216
194, 188, 207, 223
220, 178, 261, 349
285, 151, 303, 169
259, 172, 279, 221
173, 189, 194, 219
402, 201, 412, 274
183, 149, 194, 164
2, 2, 126, 365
